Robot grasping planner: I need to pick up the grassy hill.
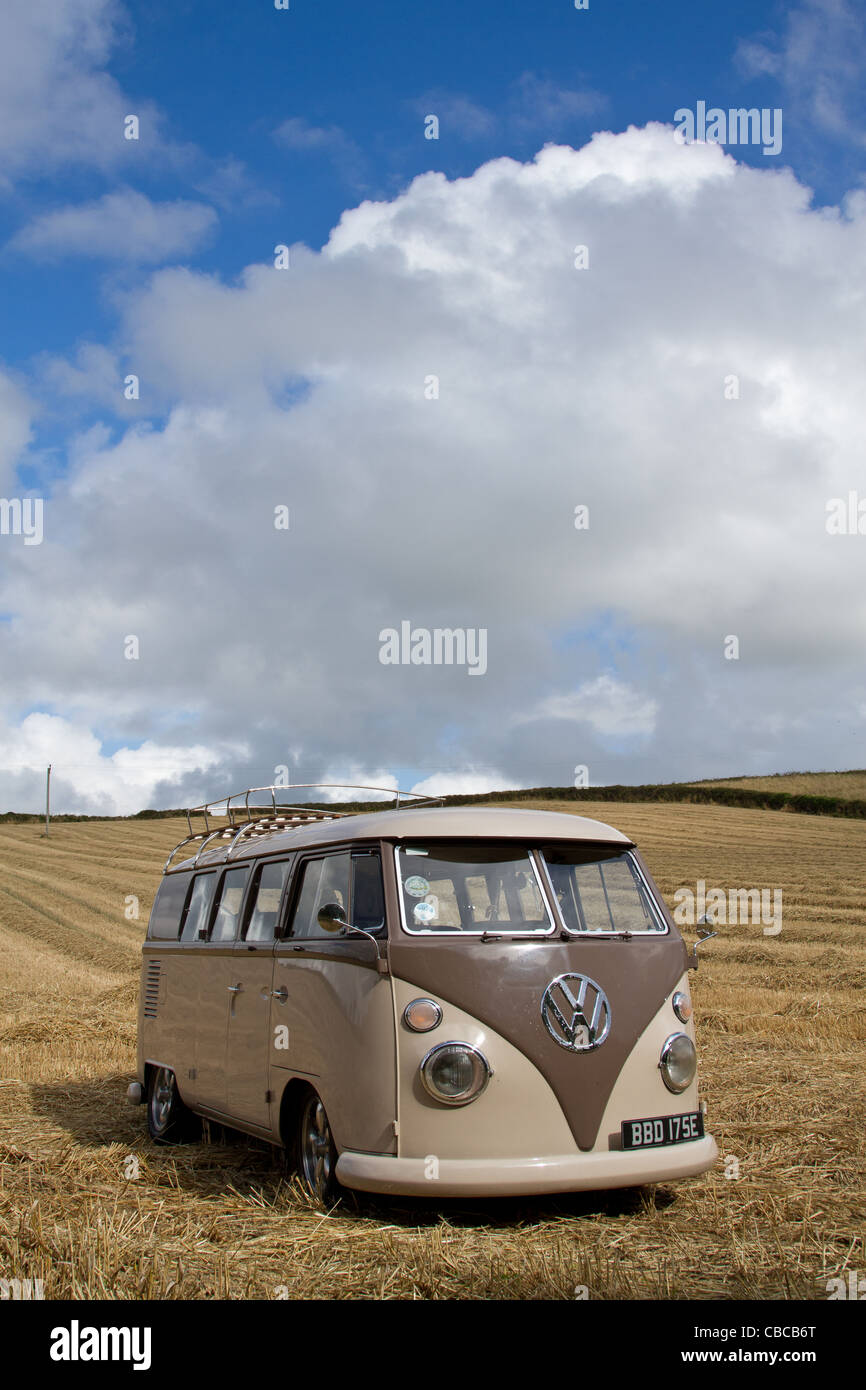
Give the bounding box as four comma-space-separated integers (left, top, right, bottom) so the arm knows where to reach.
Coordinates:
688, 770, 866, 800
5, 769, 866, 825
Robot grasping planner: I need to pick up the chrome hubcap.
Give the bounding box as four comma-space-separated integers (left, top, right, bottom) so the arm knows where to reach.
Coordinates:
301, 1098, 332, 1194
152, 1068, 175, 1131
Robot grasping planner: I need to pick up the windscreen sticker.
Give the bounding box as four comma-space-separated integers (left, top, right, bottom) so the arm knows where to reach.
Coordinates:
413, 900, 437, 924
404, 875, 430, 898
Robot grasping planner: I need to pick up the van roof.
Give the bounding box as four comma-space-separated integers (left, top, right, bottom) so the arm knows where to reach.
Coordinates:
171, 806, 633, 873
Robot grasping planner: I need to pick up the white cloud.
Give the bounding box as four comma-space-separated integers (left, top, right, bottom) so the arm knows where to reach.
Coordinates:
413, 73, 605, 145
413, 93, 497, 141
3, 125, 866, 810
38, 342, 123, 406
0, 713, 239, 816
511, 72, 606, 128
274, 118, 353, 153
518, 677, 659, 738
736, 0, 866, 146
9, 189, 218, 263
0, 0, 157, 186
273, 118, 364, 187
410, 772, 515, 798
0, 370, 33, 492
317, 767, 400, 802
0, 1, 259, 209
192, 157, 278, 212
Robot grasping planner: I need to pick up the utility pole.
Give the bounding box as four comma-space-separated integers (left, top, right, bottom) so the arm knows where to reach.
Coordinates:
45, 764, 51, 837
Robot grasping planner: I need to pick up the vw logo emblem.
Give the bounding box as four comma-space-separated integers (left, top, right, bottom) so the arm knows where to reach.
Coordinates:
541, 973, 611, 1051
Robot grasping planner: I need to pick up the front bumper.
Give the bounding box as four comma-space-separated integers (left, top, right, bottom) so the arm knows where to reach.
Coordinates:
336, 1133, 718, 1197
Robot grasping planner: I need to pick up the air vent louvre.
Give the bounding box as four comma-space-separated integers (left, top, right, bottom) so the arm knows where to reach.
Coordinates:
143, 960, 161, 1019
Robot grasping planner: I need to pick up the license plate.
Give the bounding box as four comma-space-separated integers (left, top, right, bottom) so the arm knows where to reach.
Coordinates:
621, 1111, 704, 1149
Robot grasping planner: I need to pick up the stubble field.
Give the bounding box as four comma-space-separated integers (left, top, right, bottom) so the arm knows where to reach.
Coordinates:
1, 801, 863, 1300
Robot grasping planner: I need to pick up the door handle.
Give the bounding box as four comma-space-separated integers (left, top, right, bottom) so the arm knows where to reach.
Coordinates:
271, 987, 288, 1002
227, 984, 242, 993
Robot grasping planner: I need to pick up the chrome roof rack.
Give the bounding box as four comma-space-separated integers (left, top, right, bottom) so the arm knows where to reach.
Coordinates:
163, 782, 438, 873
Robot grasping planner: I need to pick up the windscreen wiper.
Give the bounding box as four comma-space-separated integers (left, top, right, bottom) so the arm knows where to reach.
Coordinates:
479, 931, 556, 942
563, 929, 633, 940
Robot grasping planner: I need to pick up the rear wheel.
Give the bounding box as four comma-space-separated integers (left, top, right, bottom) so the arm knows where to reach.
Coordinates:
146, 1066, 199, 1144
295, 1089, 340, 1205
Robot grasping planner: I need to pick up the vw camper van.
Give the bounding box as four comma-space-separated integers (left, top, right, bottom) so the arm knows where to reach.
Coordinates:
129, 785, 718, 1201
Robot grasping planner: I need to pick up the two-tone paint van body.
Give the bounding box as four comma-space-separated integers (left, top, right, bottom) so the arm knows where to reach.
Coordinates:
130, 789, 718, 1201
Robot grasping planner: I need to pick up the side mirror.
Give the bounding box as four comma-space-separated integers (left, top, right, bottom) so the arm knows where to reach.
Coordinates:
316, 902, 389, 974
687, 914, 719, 969
317, 902, 347, 933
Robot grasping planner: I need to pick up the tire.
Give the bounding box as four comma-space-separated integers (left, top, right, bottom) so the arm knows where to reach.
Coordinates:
295, 1089, 340, 1205
146, 1066, 199, 1144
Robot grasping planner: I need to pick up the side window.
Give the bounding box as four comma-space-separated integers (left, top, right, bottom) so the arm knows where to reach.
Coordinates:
209, 866, 250, 943
179, 873, 216, 942
289, 854, 351, 939
147, 873, 191, 939
244, 859, 292, 942
351, 853, 386, 934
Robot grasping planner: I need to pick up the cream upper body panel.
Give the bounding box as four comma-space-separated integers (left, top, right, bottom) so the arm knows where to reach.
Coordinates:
392, 973, 701, 1162
392, 976, 576, 1160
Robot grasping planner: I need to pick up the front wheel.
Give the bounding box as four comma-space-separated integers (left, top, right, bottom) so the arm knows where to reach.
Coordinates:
295, 1089, 340, 1205
146, 1066, 199, 1144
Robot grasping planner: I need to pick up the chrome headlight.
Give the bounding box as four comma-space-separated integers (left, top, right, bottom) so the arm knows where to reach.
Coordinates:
672, 990, 693, 1023
420, 1042, 491, 1106
659, 1032, 697, 1093
403, 998, 442, 1033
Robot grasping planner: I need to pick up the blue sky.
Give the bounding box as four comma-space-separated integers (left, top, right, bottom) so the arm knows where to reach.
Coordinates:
1, 0, 865, 812
3, 0, 855, 361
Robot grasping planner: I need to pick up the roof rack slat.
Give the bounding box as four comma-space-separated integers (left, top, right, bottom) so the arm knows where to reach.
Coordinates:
166, 782, 438, 874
